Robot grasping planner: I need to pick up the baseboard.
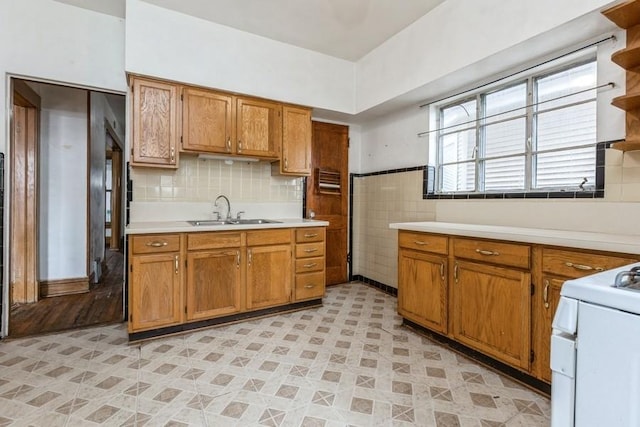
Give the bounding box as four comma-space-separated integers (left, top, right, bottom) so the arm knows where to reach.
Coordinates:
351, 275, 398, 297
40, 277, 90, 297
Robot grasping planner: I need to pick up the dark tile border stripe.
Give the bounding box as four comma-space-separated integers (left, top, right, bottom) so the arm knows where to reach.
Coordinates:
351, 275, 397, 297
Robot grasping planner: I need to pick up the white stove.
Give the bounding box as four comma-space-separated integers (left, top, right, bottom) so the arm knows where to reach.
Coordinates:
551, 263, 640, 427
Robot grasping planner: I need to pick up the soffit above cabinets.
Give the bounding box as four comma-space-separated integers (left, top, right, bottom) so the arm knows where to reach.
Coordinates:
53, 0, 445, 61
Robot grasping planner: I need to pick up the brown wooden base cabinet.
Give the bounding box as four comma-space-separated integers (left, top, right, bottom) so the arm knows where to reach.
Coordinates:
128, 227, 326, 337
246, 230, 293, 310
185, 232, 243, 321
396, 230, 638, 384
128, 234, 183, 332
294, 228, 326, 301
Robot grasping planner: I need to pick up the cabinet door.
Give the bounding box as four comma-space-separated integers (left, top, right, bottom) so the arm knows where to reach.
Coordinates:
247, 245, 292, 309
131, 78, 179, 168
398, 249, 447, 334
236, 97, 281, 158
281, 105, 311, 175
536, 276, 563, 382
186, 249, 242, 321
129, 253, 181, 332
453, 260, 531, 369
182, 87, 234, 153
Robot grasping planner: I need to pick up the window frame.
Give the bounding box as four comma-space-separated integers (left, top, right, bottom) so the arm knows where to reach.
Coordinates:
434, 56, 598, 196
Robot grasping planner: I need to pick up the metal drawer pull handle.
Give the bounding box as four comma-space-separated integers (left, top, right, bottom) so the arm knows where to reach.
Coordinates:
238, 140, 242, 152
304, 284, 316, 289
303, 263, 318, 268
146, 241, 168, 247
543, 279, 550, 309
476, 249, 499, 256
304, 248, 318, 253
226, 137, 231, 152
440, 262, 445, 281
304, 233, 318, 238
236, 251, 240, 268
565, 262, 604, 272
174, 255, 179, 274
414, 241, 428, 245
454, 263, 459, 284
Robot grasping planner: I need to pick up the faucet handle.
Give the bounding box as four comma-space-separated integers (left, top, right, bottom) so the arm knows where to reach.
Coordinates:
213, 211, 221, 221
236, 211, 245, 220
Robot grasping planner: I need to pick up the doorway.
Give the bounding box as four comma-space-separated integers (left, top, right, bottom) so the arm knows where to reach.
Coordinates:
6, 78, 126, 337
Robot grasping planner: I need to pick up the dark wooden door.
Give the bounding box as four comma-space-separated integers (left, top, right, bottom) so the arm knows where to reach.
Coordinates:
306, 121, 348, 285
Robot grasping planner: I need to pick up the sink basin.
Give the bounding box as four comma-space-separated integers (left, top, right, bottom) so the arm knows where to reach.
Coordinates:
187, 219, 281, 226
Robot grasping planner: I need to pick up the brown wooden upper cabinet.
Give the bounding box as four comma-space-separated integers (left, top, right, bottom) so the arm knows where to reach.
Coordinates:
129, 75, 312, 175
278, 105, 312, 176
131, 77, 180, 168
182, 87, 281, 159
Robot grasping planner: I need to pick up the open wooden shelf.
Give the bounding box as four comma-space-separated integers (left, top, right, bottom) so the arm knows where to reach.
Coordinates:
611, 139, 640, 151
602, 0, 640, 29
612, 45, 640, 71
612, 92, 640, 111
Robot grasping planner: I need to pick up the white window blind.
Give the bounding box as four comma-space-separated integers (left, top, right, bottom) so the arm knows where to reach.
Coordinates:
435, 58, 598, 194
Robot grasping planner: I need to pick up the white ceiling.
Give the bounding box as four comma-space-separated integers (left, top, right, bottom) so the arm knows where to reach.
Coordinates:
54, 0, 445, 60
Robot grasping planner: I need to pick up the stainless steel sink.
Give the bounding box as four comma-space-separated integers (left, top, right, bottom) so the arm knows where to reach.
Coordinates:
232, 219, 281, 225
187, 219, 282, 226
187, 220, 235, 226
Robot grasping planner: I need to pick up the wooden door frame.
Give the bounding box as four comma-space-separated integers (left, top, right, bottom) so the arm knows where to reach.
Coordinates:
9, 78, 41, 305
105, 120, 123, 251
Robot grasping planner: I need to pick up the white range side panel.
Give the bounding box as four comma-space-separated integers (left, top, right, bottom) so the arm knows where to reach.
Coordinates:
125, 0, 356, 114
38, 85, 88, 281
575, 302, 640, 427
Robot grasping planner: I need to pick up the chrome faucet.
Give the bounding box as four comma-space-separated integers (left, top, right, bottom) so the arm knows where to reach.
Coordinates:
214, 195, 231, 220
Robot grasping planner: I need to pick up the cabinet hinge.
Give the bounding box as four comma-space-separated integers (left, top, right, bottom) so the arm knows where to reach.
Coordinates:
530, 350, 535, 363
129, 313, 132, 322
180, 94, 183, 101
530, 283, 535, 296
184, 306, 187, 314
348, 137, 350, 148
129, 264, 133, 273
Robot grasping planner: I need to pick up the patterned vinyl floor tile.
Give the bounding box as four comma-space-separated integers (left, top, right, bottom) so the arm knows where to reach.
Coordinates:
0, 282, 549, 426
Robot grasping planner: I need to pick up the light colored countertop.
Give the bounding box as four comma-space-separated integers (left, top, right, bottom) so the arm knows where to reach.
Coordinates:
127, 218, 329, 235
389, 221, 640, 255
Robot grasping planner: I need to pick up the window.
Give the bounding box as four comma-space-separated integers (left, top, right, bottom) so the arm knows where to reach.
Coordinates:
436, 59, 597, 194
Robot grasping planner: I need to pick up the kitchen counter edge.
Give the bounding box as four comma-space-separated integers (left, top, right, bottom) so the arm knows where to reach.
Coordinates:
389, 221, 640, 255
127, 219, 329, 235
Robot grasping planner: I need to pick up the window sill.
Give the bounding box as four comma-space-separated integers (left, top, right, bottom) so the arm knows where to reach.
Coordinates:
424, 190, 603, 200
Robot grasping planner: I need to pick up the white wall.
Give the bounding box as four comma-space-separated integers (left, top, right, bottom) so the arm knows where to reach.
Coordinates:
355, 0, 618, 112
125, 0, 355, 113
38, 85, 88, 280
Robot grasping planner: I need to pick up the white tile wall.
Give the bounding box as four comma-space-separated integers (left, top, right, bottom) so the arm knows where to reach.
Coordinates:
131, 154, 303, 203
352, 170, 436, 288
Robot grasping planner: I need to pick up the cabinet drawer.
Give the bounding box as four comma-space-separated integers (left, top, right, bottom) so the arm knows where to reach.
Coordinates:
296, 242, 325, 258
131, 234, 180, 254
187, 232, 242, 251
453, 238, 530, 269
295, 257, 324, 273
246, 229, 291, 246
296, 227, 325, 243
542, 248, 637, 279
295, 272, 325, 300
398, 231, 448, 255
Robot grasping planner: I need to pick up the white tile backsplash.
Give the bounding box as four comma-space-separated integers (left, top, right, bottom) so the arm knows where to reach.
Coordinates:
131, 154, 303, 203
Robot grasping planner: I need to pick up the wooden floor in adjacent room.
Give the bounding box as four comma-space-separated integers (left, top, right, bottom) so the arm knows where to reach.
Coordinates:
8, 249, 124, 338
